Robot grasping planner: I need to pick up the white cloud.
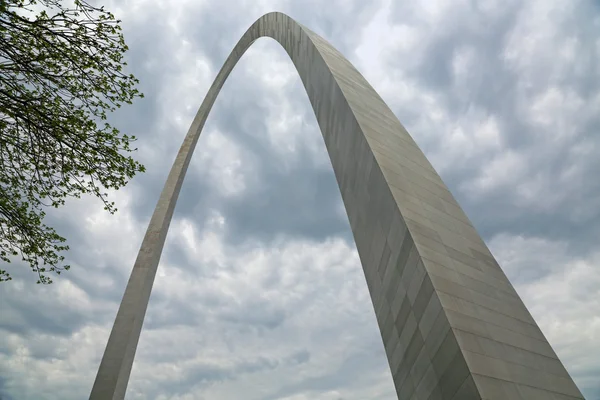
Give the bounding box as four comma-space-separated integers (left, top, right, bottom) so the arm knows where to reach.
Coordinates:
1, 0, 599, 399
490, 234, 600, 393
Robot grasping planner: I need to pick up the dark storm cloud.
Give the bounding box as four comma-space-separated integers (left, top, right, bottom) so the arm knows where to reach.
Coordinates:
0, 376, 15, 400
151, 351, 312, 398
203, 67, 353, 244
0, 292, 88, 337
265, 343, 389, 400
163, 358, 277, 396
218, 298, 287, 331
131, 356, 282, 399
26, 202, 133, 303
143, 276, 288, 332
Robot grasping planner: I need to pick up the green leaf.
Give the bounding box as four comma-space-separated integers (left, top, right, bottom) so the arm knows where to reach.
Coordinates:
0, 0, 145, 284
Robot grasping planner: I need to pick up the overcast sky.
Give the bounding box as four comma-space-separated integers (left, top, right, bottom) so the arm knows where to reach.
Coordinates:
1, 0, 599, 399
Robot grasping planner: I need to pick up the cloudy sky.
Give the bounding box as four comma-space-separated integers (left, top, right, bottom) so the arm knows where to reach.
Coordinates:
1, 0, 599, 399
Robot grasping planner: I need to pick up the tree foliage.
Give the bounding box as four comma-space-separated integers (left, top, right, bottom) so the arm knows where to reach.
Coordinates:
0, 0, 144, 283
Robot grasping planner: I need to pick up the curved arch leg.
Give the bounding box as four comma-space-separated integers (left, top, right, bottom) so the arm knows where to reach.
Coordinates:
90, 12, 583, 400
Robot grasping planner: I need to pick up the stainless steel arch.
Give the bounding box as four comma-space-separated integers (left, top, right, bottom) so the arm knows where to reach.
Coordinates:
90, 12, 584, 400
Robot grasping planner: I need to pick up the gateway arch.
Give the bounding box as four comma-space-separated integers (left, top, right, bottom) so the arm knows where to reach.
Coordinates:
90, 12, 584, 400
